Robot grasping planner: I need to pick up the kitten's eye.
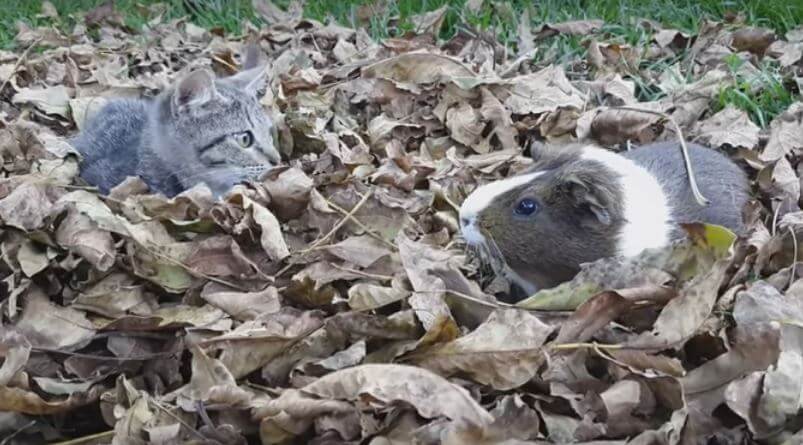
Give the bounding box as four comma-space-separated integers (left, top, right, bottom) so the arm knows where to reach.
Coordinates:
234, 131, 254, 148
514, 198, 539, 216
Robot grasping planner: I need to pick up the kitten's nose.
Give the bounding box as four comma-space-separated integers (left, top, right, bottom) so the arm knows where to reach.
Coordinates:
266, 148, 281, 164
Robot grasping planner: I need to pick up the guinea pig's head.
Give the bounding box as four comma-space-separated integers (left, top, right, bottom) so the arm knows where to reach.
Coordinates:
459, 146, 626, 295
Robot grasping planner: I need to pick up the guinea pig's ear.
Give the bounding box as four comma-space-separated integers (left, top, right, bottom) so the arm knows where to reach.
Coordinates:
560, 174, 614, 226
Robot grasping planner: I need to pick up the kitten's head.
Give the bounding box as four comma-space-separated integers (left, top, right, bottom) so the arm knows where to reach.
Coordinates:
153, 49, 280, 197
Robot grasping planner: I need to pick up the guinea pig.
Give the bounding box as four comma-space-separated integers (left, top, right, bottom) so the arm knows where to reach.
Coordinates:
458, 141, 750, 296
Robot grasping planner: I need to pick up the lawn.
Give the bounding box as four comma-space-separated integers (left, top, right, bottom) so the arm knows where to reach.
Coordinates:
3, 0, 802, 49
3, 0, 799, 125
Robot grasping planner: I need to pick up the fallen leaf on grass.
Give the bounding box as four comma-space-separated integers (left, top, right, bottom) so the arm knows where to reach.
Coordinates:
410, 5, 448, 36
695, 105, 760, 149
760, 102, 803, 162
731, 27, 776, 55
363, 52, 476, 85
517, 9, 535, 56
251, 0, 303, 25
590, 107, 664, 145
503, 66, 585, 115
534, 19, 604, 39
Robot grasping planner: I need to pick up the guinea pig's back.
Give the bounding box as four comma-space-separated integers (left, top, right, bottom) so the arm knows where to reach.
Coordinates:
622, 141, 750, 236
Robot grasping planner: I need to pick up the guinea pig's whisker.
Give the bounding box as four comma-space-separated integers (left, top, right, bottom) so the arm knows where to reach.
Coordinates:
482, 233, 514, 277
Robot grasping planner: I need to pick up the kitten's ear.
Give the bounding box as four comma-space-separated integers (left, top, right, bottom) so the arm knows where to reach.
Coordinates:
226, 65, 268, 97
226, 44, 268, 96
172, 69, 216, 112
242, 43, 264, 70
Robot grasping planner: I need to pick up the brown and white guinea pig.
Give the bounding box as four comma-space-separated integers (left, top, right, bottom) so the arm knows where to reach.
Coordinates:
458, 141, 750, 296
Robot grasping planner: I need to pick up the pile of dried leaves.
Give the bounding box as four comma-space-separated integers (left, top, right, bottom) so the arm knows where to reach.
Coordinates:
1, 0, 803, 443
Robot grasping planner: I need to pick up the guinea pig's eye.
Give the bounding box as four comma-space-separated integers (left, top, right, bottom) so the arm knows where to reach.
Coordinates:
233, 131, 254, 148
514, 198, 539, 216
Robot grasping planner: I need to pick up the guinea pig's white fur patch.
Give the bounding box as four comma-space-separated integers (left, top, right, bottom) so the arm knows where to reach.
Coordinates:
459, 171, 545, 246
579, 146, 673, 257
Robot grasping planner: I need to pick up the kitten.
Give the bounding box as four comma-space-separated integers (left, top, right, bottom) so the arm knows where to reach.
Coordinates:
71, 47, 280, 198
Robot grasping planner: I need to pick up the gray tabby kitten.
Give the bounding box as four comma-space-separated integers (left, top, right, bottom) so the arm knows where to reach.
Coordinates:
72, 47, 280, 197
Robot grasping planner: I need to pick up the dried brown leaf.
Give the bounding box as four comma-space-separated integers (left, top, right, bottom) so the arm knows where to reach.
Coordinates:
760, 102, 803, 162
534, 19, 604, 39
731, 27, 776, 55
410, 309, 553, 390
15, 286, 95, 350
301, 364, 494, 426
12, 86, 73, 118
200, 282, 281, 321
695, 105, 760, 149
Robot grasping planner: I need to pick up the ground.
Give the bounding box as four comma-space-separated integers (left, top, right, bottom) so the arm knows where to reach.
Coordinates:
0, 0, 802, 444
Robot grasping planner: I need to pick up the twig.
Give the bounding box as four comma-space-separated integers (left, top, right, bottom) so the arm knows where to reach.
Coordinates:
273, 189, 393, 279
422, 288, 506, 306
549, 342, 623, 351
789, 226, 798, 289
299, 189, 374, 254
324, 195, 397, 250
151, 398, 207, 441
611, 106, 709, 206
210, 54, 238, 72
590, 343, 677, 377
0, 38, 41, 96
33, 346, 181, 361
439, 190, 462, 213
49, 431, 115, 445
330, 263, 394, 281
0, 420, 36, 445
137, 245, 260, 290
772, 203, 782, 237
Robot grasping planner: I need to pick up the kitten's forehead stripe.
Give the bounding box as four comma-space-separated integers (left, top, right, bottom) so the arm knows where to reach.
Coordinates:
459, 172, 545, 222
579, 146, 672, 257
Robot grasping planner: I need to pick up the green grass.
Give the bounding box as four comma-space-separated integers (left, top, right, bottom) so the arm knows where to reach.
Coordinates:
2, 0, 802, 50
712, 56, 796, 128
1, 0, 799, 127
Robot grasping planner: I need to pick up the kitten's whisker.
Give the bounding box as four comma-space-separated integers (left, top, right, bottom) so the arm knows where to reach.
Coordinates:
163, 164, 230, 179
